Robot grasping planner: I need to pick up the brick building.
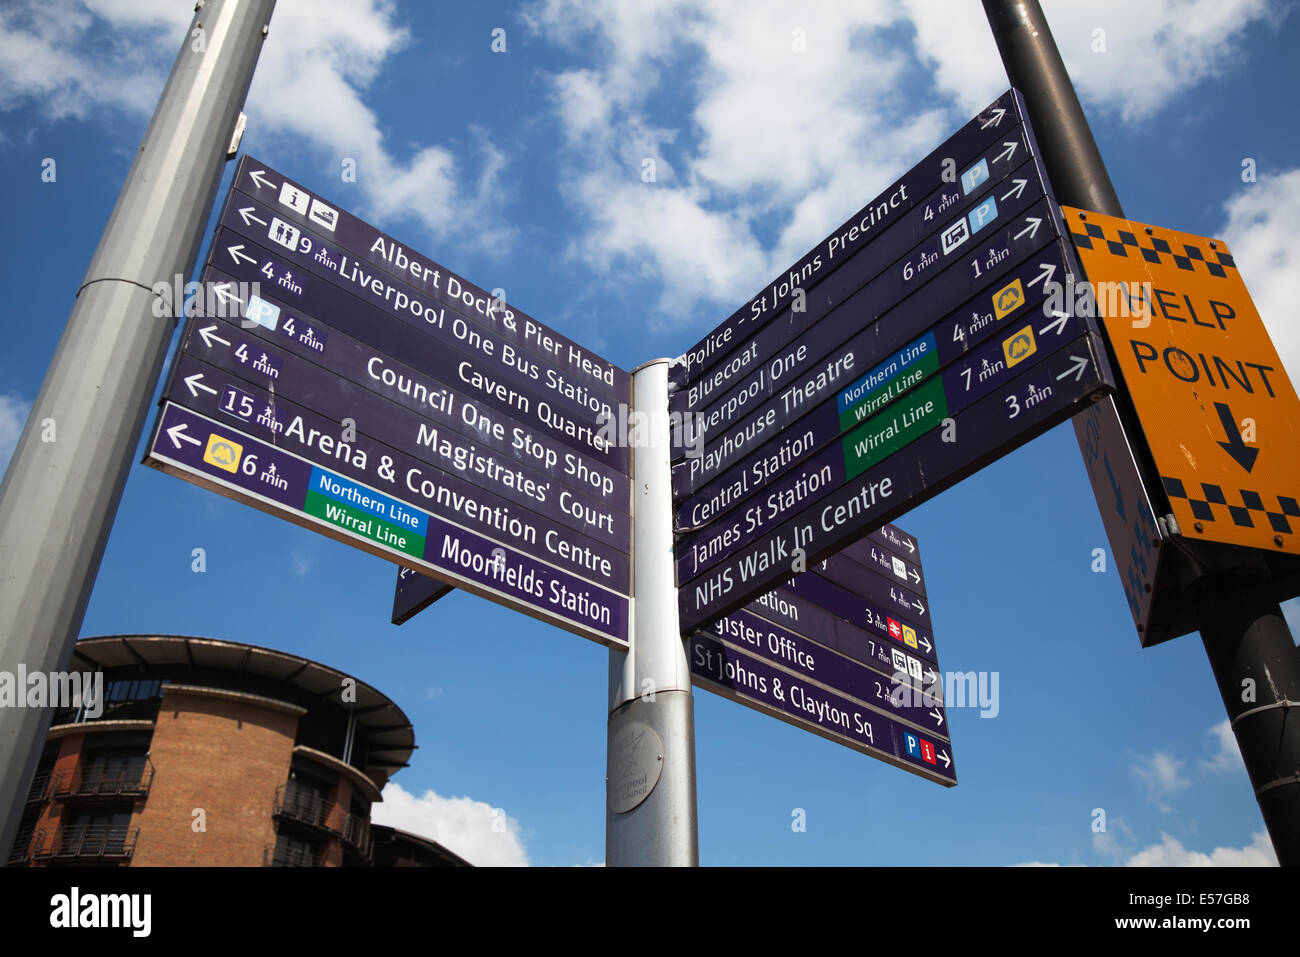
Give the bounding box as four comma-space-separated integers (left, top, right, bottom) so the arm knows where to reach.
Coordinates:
8, 634, 467, 867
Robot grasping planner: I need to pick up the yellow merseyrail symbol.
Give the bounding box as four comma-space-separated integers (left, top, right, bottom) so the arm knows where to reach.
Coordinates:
1002, 325, 1036, 368
203, 434, 243, 474
993, 278, 1024, 319
1063, 206, 1300, 555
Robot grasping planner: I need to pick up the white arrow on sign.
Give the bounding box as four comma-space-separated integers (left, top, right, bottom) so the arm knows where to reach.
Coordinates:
903, 538, 916, 554
238, 206, 267, 228
248, 169, 277, 191
994, 140, 1018, 164
1040, 311, 1070, 337
198, 325, 231, 349
912, 599, 926, 615
979, 107, 1007, 130
930, 708, 945, 727
166, 424, 202, 449
909, 568, 921, 585
211, 282, 242, 306
925, 667, 939, 685
919, 636, 932, 654
1000, 178, 1028, 202
1014, 217, 1042, 241
939, 749, 952, 769
183, 373, 217, 398
1027, 262, 1055, 289
227, 244, 256, 266
1056, 355, 1090, 382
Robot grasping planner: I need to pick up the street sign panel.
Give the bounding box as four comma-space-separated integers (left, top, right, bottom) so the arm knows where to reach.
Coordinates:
148, 401, 630, 644
690, 631, 954, 784
145, 155, 633, 647
689, 526, 954, 786
1063, 207, 1300, 557
678, 330, 1112, 632
673, 90, 1025, 394
674, 90, 1117, 634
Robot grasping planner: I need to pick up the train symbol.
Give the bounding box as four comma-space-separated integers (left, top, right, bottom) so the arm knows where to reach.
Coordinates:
993, 278, 1024, 319
1002, 326, 1037, 368
202, 435, 243, 474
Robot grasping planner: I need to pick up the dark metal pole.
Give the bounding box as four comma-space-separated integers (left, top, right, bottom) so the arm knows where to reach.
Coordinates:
983, 0, 1299, 865
0, 0, 277, 863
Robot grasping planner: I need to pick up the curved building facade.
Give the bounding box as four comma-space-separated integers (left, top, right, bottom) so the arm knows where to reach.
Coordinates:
8, 634, 464, 867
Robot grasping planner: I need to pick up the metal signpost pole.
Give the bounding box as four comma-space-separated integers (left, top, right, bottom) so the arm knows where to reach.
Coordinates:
607, 359, 699, 865
0, 0, 277, 863
983, 0, 1299, 864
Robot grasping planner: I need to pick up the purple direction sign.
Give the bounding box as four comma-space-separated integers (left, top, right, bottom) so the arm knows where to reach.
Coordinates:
679, 334, 1115, 633
813, 551, 929, 628
392, 567, 454, 625
689, 633, 954, 785
207, 226, 620, 450
695, 605, 948, 737
674, 89, 1026, 392
164, 350, 629, 594
145, 402, 628, 646
173, 315, 629, 548
749, 574, 940, 669
842, 534, 926, 595
196, 262, 630, 487
707, 604, 940, 701
229, 155, 629, 402
674, 246, 1091, 586
783, 570, 937, 664
671, 147, 1038, 439
672, 209, 1065, 511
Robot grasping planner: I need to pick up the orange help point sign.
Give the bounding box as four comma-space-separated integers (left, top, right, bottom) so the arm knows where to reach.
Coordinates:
1062, 207, 1300, 555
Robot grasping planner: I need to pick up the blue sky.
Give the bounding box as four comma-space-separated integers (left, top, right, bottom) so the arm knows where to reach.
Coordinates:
2, 0, 1298, 866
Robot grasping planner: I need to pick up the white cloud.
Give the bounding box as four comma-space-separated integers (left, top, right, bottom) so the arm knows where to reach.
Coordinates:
0, 392, 32, 478
1017, 829, 1277, 867
1124, 830, 1276, 866
0, 1, 180, 121
526, 0, 951, 321
904, 0, 1274, 122
1201, 720, 1243, 774
371, 781, 529, 867
1134, 751, 1190, 812
1219, 168, 1300, 386
0, 0, 508, 253
527, 0, 1277, 325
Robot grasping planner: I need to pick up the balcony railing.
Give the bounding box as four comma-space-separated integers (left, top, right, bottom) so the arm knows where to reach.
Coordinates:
273, 783, 335, 832
25, 772, 51, 804
31, 825, 138, 861
6, 830, 34, 866
342, 813, 373, 861
51, 765, 153, 801
273, 784, 373, 862
264, 844, 324, 867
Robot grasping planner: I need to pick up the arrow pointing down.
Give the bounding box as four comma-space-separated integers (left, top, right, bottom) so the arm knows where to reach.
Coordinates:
1215, 402, 1258, 471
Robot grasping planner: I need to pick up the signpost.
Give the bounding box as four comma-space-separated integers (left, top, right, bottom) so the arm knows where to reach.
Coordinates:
144, 156, 634, 648
689, 525, 954, 785
673, 91, 1116, 635
982, 0, 1300, 864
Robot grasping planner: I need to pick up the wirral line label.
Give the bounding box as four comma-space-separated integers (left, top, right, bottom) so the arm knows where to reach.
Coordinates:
843, 376, 949, 480
146, 402, 629, 646
303, 489, 424, 559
